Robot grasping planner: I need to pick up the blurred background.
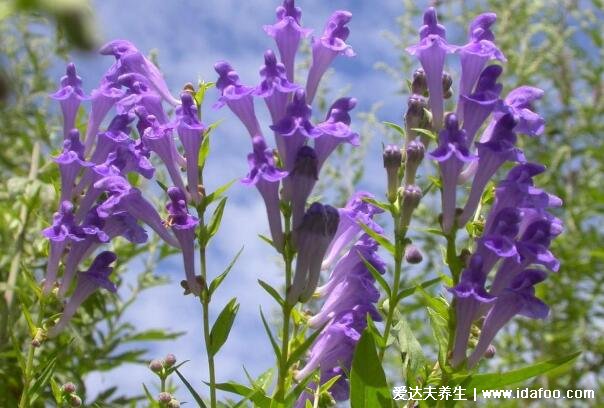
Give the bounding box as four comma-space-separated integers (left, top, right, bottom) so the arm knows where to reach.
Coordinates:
0, 0, 602, 406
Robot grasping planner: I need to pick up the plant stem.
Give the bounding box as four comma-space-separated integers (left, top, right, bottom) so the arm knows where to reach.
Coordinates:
18, 300, 45, 408
444, 229, 462, 383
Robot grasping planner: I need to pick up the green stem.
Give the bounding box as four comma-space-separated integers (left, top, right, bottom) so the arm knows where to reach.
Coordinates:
18, 300, 46, 408
444, 229, 462, 384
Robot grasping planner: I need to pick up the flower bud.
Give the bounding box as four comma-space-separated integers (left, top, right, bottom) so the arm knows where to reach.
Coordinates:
404, 94, 429, 146
61, 382, 77, 394
167, 399, 181, 408
149, 359, 163, 373
404, 140, 425, 185
442, 71, 453, 99
69, 395, 82, 407
164, 353, 177, 368
412, 68, 428, 95
158, 392, 172, 403
484, 344, 496, 359
383, 145, 402, 203
399, 185, 422, 230
405, 245, 423, 264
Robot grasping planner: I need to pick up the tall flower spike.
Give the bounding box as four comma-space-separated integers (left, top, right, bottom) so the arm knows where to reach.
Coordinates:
456, 13, 505, 121
84, 81, 125, 156
458, 113, 525, 227
94, 175, 180, 248
467, 269, 548, 368
287, 146, 319, 229
428, 114, 475, 233
241, 136, 288, 250
263, 0, 312, 82
48, 251, 118, 337
51, 63, 86, 139
288, 203, 339, 304
459, 65, 503, 143
306, 10, 355, 103
166, 187, 201, 295
270, 89, 319, 171
406, 8, 456, 130
176, 93, 205, 203
255, 49, 300, 125
214, 61, 261, 137
313, 97, 360, 169
54, 129, 91, 202
142, 115, 187, 194
100, 39, 179, 106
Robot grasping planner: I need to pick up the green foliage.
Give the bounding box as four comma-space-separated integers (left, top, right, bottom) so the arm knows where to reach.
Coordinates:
350, 330, 393, 408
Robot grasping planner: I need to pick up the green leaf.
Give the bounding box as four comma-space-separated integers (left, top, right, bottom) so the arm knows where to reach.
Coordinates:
204, 179, 236, 206
361, 196, 394, 213
358, 252, 391, 297
411, 127, 437, 140
198, 132, 211, 168
174, 368, 208, 408
209, 297, 239, 356
20, 303, 36, 336
286, 323, 327, 368
396, 276, 442, 301
383, 121, 406, 137
28, 356, 57, 405
458, 352, 581, 392
209, 247, 244, 296
257, 279, 284, 307
123, 329, 185, 342
156, 179, 168, 192
259, 308, 281, 362
395, 317, 426, 380
350, 330, 393, 408
201, 197, 227, 245
141, 383, 157, 406
194, 80, 215, 108
358, 222, 395, 255
50, 378, 61, 404
212, 382, 271, 407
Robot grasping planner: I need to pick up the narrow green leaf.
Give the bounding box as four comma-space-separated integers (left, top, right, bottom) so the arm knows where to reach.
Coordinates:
411, 127, 437, 140
286, 323, 328, 368
257, 279, 284, 307
20, 303, 36, 336
257, 234, 275, 249
396, 276, 442, 302
209, 298, 239, 356
142, 383, 157, 405
259, 308, 281, 362
361, 196, 394, 213
350, 330, 393, 408
28, 356, 57, 404
383, 121, 406, 137
209, 247, 244, 296
50, 378, 61, 404
284, 374, 315, 407
194, 80, 215, 108
212, 382, 271, 407
198, 132, 211, 168
204, 179, 236, 206
358, 222, 395, 254
156, 179, 168, 192
174, 368, 208, 408
395, 317, 426, 379
206, 197, 228, 240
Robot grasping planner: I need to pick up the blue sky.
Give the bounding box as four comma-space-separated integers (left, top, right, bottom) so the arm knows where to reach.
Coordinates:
71, 0, 429, 403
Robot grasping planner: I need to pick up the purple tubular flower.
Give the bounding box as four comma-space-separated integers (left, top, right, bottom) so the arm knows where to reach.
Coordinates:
459, 65, 503, 143
287, 146, 319, 230
54, 129, 91, 202
41, 202, 80, 293
88, 112, 134, 165
322, 192, 384, 270
263, 0, 312, 82
48, 251, 118, 337
467, 269, 548, 368
116, 73, 167, 122
214, 61, 261, 137
313, 97, 360, 169
241, 136, 288, 250
84, 82, 125, 156
306, 10, 355, 104
166, 187, 201, 296
142, 115, 186, 193
99, 39, 179, 106
458, 113, 525, 227
491, 86, 545, 138
94, 175, 179, 248
175, 93, 205, 203
449, 256, 495, 367
288, 203, 339, 304
255, 49, 300, 126
428, 114, 476, 233
406, 8, 456, 130
51, 63, 86, 139
456, 13, 505, 120
270, 89, 319, 171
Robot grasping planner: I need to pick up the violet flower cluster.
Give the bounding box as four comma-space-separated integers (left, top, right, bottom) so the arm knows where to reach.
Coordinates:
405, 8, 562, 368
44, 41, 204, 336
215, 0, 359, 303
295, 193, 385, 405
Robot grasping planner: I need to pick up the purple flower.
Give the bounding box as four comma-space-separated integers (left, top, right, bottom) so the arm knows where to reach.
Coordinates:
48, 251, 118, 337
458, 113, 525, 227
241, 136, 288, 250
322, 192, 384, 270
100, 39, 179, 106
288, 203, 339, 304
449, 256, 495, 367
270, 89, 319, 171
428, 114, 476, 233
142, 115, 187, 193
286, 146, 319, 230
116, 73, 167, 122
166, 187, 201, 296
175, 93, 205, 203
456, 13, 505, 118
263, 0, 312, 82
467, 269, 548, 368
51, 63, 86, 139
214, 61, 261, 137
406, 8, 456, 130
459, 65, 503, 143
94, 175, 179, 248
88, 112, 134, 165
84, 81, 125, 156
306, 10, 355, 103
54, 129, 91, 202
255, 49, 300, 125
490, 86, 545, 138
313, 97, 360, 169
